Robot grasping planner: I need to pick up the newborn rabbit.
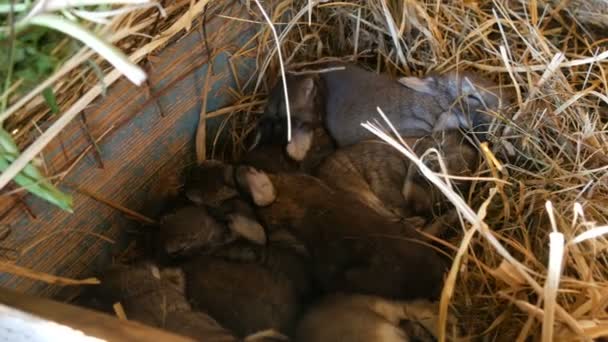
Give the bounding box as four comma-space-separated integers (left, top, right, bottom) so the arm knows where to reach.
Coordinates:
184, 238, 311, 338
81, 262, 239, 341
316, 130, 479, 222
214, 229, 314, 299
254, 64, 506, 167
295, 294, 447, 342
159, 202, 266, 258
249, 73, 335, 173
322, 63, 510, 146
403, 130, 480, 218
171, 160, 269, 253
183, 160, 239, 208
315, 137, 418, 221
232, 164, 447, 300
238, 144, 300, 174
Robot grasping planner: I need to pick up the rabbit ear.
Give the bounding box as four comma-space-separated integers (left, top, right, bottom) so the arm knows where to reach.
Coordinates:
398, 76, 438, 95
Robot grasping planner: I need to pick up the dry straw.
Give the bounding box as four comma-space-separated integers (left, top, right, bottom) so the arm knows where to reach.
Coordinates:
2, 0, 608, 340
252, 0, 608, 340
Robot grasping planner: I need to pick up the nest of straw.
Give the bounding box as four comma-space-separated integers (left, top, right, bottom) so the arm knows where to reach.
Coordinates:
3, 0, 608, 340
248, 2, 608, 340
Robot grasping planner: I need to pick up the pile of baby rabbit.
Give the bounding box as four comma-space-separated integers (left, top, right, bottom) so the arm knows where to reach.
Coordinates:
78, 63, 510, 341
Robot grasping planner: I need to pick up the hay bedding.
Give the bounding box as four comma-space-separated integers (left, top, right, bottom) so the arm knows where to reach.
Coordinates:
1, 0, 608, 340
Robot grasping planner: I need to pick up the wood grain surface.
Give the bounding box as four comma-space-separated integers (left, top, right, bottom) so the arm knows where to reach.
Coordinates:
0, 286, 194, 342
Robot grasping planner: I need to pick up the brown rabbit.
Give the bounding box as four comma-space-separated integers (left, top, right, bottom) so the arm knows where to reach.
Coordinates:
184, 160, 240, 208
316, 130, 479, 222
315, 137, 418, 221
184, 242, 309, 338
159, 202, 266, 258
402, 130, 480, 218
214, 229, 314, 298
82, 262, 238, 341
238, 144, 300, 174
233, 165, 447, 300
295, 294, 449, 342
172, 160, 270, 256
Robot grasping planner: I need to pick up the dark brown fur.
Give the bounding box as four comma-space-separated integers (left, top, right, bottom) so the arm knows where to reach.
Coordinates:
184, 251, 305, 337
236, 168, 447, 300
159, 201, 266, 258
159, 205, 232, 258
83, 263, 238, 341
185, 160, 238, 208
214, 230, 313, 298
239, 144, 300, 174
250, 73, 335, 172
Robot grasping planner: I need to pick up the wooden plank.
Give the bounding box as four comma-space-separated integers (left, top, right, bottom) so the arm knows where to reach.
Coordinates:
0, 0, 260, 297
0, 286, 194, 342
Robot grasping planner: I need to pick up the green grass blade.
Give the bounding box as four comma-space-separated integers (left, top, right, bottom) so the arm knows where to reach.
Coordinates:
42, 87, 59, 114
23, 14, 146, 85
0, 128, 73, 212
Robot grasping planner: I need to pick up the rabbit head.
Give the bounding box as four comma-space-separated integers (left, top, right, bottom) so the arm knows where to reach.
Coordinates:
252, 74, 325, 146
400, 70, 512, 134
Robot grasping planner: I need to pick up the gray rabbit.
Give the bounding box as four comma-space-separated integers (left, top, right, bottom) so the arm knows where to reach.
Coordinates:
255, 63, 510, 153
322, 63, 510, 146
